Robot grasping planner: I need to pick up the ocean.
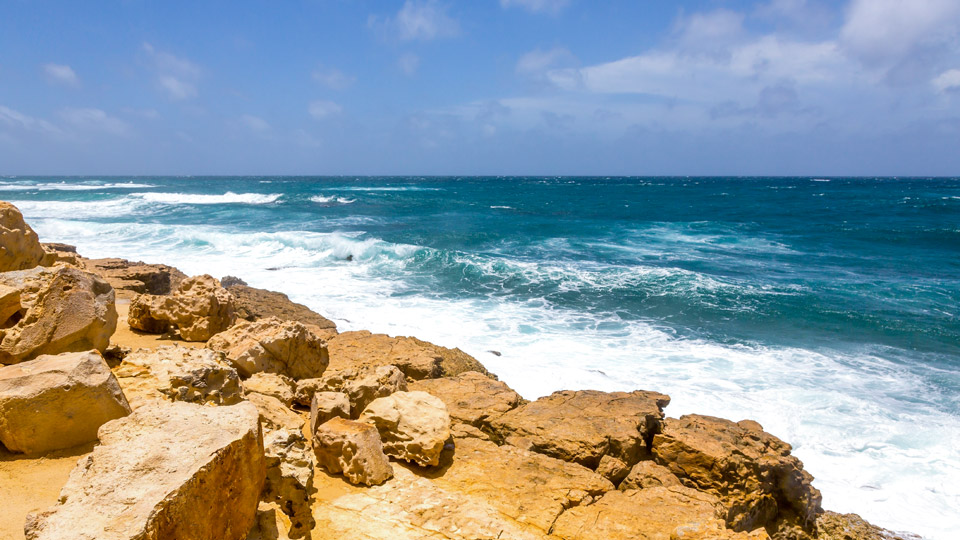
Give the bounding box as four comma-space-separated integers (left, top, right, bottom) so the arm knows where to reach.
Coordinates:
4, 176, 958, 538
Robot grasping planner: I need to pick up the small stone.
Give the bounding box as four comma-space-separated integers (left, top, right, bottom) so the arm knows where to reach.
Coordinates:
359, 391, 451, 467
309, 391, 351, 434
245, 372, 296, 407
313, 417, 393, 486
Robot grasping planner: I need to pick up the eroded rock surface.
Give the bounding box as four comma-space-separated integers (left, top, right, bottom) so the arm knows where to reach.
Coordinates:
129, 274, 236, 341
0, 201, 46, 272
225, 283, 337, 335
247, 392, 305, 432
619, 460, 682, 490
0, 350, 130, 454
309, 391, 351, 433
113, 345, 242, 408
313, 417, 394, 486
24, 400, 265, 540
359, 390, 451, 467
84, 257, 186, 297
208, 317, 328, 380
263, 429, 315, 538
327, 331, 489, 380
409, 370, 521, 430
245, 372, 296, 407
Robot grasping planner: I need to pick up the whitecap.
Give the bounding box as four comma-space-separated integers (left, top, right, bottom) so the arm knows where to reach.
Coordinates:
0, 181, 157, 191
131, 191, 282, 205
310, 195, 356, 204
490, 205, 513, 209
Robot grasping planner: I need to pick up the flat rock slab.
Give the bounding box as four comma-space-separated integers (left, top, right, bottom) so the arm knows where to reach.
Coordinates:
0, 351, 130, 454
25, 400, 265, 540
326, 331, 489, 380
226, 283, 337, 333
208, 317, 329, 380
113, 345, 242, 408
84, 257, 186, 297
410, 371, 522, 429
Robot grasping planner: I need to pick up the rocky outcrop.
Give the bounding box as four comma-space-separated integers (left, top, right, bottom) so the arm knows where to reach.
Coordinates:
309, 391, 351, 433
207, 317, 328, 379
359, 390, 451, 467
262, 429, 315, 538
652, 415, 823, 533
113, 345, 243, 408
815, 511, 915, 540
24, 400, 265, 540
0, 201, 46, 272
245, 372, 296, 407
0, 266, 117, 364
313, 365, 407, 417
327, 331, 490, 380
224, 283, 337, 335
409, 370, 522, 430
84, 257, 187, 296
128, 274, 236, 341
313, 416, 394, 486
489, 389, 670, 470
596, 455, 631, 485
619, 460, 682, 490
247, 392, 305, 432
0, 350, 130, 454
40, 243, 81, 267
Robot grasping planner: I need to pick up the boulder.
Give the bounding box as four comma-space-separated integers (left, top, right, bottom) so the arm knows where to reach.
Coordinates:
40, 242, 81, 267
0, 201, 46, 272
247, 392, 305, 433
113, 345, 242, 408
327, 331, 489, 380
596, 455, 631, 485
308, 365, 407, 417
245, 372, 296, 407
359, 390, 451, 467
293, 377, 325, 407
313, 417, 394, 486
128, 274, 236, 341
224, 283, 337, 334
207, 317, 328, 380
0, 350, 130, 454
84, 257, 187, 297
410, 370, 521, 429
815, 511, 913, 540
488, 389, 670, 470
652, 415, 823, 533
619, 460, 683, 490
0, 266, 117, 365
309, 391, 351, 434
24, 400, 265, 540
262, 429, 315, 538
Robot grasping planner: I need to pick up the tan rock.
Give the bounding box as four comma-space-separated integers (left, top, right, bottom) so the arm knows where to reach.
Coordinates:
40, 243, 82, 267
247, 392, 305, 432
409, 370, 521, 429
313, 417, 393, 486
0, 266, 117, 364
245, 372, 296, 407
309, 391, 350, 434
84, 257, 186, 297
24, 400, 265, 540
113, 345, 242, 408
207, 317, 329, 379
0, 350, 130, 454
0, 201, 46, 272
815, 511, 914, 540
652, 415, 823, 533
293, 377, 325, 407
0, 282, 20, 323
489, 389, 670, 470
128, 274, 236, 341
328, 330, 486, 380
309, 364, 408, 418
263, 429, 315, 538
246, 502, 293, 540
596, 454, 631, 485
359, 390, 451, 467
619, 460, 682, 490
225, 283, 337, 333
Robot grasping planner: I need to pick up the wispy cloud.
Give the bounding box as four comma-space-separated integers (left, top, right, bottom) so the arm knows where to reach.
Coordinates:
371, 1, 459, 41
43, 64, 79, 87
308, 100, 342, 119
516, 47, 576, 75
0, 105, 63, 135
398, 53, 421, 76
240, 114, 271, 132
500, 0, 570, 15
313, 66, 355, 90
143, 43, 201, 100
60, 108, 129, 136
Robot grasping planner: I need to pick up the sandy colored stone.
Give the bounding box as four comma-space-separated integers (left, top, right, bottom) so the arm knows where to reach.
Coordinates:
246, 502, 293, 540
113, 345, 242, 408
620, 460, 683, 490
24, 400, 265, 540
596, 454, 631, 485
309, 391, 350, 434
653, 415, 823, 533
0, 201, 46, 272
39, 243, 81, 267
129, 274, 236, 341
245, 372, 296, 407
226, 283, 337, 331
815, 511, 916, 540
327, 330, 487, 380
0, 283, 21, 324
84, 257, 187, 297
0, 266, 117, 365
359, 390, 451, 467
313, 417, 393, 486
489, 389, 670, 470
409, 370, 521, 429
311, 365, 408, 418
0, 351, 130, 454
263, 429, 315, 538
208, 317, 329, 380
247, 392, 305, 432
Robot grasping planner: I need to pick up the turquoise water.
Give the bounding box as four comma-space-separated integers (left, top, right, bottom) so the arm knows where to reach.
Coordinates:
5, 176, 959, 537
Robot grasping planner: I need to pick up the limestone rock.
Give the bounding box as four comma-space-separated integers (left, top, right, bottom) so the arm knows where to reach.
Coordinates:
207, 317, 328, 379
619, 460, 683, 490
652, 415, 823, 533
309, 391, 351, 434
247, 392, 305, 432
225, 283, 337, 333
24, 400, 265, 540
489, 389, 670, 470
815, 511, 915, 540
359, 390, 451, 467
40, 242, 82, 267
114, 345, 242, 408
313, 416, 394, 486
596, 455, 631, 485
128, 274, 236, 341
0, 350, 130, 454
262, 429, 315, 538
0, 201, 46, 272
0, 266, 117, 365
245, 372, 296, 407
409, 370, 521, 429
327, 330, 487, 380
311, 365, 408, 417
84, 257, 187, 297
246, 502, 293, 540
293, 377, 325, 407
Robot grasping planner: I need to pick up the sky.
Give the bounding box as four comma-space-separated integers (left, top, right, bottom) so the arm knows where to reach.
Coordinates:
1, 0, 960, 176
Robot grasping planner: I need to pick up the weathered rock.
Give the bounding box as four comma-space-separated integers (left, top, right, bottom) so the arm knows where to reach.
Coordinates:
24, 400, 265, 540
84, 257, 187, 297
0, 282, 20, 323
247, 392, 305, 432
313, 416, 394, 486
0, 266, 117, 365
409, 370, 521, 429
815, 511, 915, 540
619, 460, 683, 490
245, 372, 296, 407
262, 429, 315, 538
327, 331, 489, 380
309, 391, 351, 434
652, 415, 823, 533
0, 350, 130, 454
308, 365, 408, 418
596, 455, 631, 485
113, 345, 242, 408
246, 502, 293, 540
359, 390, 451, 467
128, 274, 236, 341
225, 283, 337, 334
293, 377, 325, 407
40, 242, 82, 267
0, 201, 46, 272
489, 389, 670, 470
207, 317, 328, 379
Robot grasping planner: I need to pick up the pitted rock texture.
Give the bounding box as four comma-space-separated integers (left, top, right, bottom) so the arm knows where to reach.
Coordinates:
113, 345, 242, 408
263, 429, 315, 538
83, 257, 187, 296
313, 416, 394, 486
247, 392, 305, 432
245, 372, 296, 407
224, 283, 337, 333
207, 317, 329, 380
0, 201, 46, 272
309, 391, 351, 434
128, 274, 236, 341
409, 370, 522, 429
327, 331, 490, 380
359, 390, 451, 467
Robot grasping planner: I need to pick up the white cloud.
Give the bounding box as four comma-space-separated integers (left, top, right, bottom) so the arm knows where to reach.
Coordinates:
374, 1, 459, 41
308, 100, 342, 119
516, 47, 575, 75
398, 53, 420, 76
932, 69, 960, 93
840, 0, 960, 66
240, 114, 271, 132
143, 43, 201, 100
674, 9, 745, 51
0, 105, 62, 135
159, 76, 197, 100
60, 108, 129, 135
313, 66, 355, 90
500, 0, 570, 15
43, 64, 79, 87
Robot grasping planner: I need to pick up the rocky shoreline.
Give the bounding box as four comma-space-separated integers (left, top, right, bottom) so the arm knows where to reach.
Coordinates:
0, 201, 916, 540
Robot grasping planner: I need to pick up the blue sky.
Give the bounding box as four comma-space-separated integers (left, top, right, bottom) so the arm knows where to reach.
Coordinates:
2, 0, 960, 175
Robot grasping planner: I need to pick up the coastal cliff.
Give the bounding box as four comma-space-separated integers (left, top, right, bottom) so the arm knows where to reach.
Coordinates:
0, 201, 915, 540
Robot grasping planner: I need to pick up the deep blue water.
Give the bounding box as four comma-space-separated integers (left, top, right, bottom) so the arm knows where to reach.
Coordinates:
4, 176, 959, 537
